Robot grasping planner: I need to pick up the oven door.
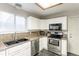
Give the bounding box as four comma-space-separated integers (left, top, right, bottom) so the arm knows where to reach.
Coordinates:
49, 39, 59, 46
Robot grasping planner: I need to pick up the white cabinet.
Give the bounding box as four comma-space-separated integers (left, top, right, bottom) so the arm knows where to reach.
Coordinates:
0, 50, 5, 56
6, 42, 31, 56
40, 20, 48, 30
27, 16, 40, 30
39, 37, 48, 51
61, 39, 67, 56
27, 16, 67, 30
40, 16, 67, 30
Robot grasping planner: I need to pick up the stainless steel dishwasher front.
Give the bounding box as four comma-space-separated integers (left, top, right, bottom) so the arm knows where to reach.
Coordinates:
31, 39, 39, 56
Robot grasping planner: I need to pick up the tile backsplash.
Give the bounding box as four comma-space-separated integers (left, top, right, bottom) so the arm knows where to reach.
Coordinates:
0, 34, 13, 42
15, 32, 30, 40
0, 32, 39, 42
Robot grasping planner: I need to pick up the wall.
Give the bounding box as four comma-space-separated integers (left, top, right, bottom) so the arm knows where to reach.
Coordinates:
41, 10, 79, 19
67, 16, 79, 55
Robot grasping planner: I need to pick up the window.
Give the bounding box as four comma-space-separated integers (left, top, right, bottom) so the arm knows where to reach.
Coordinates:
0, 11, 27, 34
0, 11, 14, 34
15, 16, 26, 33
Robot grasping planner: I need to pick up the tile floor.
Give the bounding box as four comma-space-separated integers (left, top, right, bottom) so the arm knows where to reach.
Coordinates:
36, 49, 78, 56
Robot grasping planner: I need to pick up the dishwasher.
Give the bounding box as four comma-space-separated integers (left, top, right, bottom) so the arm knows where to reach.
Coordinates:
31, 39, 39, 56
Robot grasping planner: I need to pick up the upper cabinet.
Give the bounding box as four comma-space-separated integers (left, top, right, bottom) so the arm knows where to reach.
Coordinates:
40, 20, 48, 30
27, 16, 67, 30
27, 16, 40, 30
40, 16, 67, 30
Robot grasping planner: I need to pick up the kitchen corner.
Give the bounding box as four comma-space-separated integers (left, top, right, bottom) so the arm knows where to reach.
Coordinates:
0, 30, 48, 56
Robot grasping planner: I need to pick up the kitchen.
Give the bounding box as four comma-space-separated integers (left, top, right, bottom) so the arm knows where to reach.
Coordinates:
0, 3, 79, 56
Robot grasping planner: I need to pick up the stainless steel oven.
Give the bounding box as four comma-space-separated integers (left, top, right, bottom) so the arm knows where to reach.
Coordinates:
48, 32, 63, 46
49, 38, 59, 46
48, 32, 63, 55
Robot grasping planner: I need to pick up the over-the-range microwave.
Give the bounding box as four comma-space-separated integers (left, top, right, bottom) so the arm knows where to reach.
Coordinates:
49, 23, 62, 31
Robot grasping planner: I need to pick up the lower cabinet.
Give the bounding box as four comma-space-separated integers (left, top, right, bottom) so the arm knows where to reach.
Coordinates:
61, 39, 67, 56
0, 50, 5, 56
39, 37, 48, 51
6, 42, 31, 56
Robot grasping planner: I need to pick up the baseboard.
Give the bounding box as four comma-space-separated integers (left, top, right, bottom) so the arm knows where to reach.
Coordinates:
67, 52, 79, 56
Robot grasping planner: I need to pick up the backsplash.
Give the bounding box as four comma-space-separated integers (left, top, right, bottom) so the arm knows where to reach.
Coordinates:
0, 34, 13, 42
0, 32, 39, 42
15, 32, 30, 40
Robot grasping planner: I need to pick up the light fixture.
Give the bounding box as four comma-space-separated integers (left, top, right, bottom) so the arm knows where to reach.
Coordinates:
36, 3, 62, 10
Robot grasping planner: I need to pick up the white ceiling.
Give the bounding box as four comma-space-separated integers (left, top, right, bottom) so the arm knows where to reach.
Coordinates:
9, 3, 79, 17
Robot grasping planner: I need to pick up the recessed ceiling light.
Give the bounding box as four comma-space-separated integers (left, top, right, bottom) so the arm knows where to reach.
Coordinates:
36, 3, 62, 10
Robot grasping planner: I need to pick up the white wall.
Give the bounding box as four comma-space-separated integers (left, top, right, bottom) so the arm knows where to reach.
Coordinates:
41, 10, 79, 19
68, 16, 79, 55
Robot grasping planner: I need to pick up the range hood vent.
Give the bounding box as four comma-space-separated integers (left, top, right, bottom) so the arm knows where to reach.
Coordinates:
15, 3, 22, 9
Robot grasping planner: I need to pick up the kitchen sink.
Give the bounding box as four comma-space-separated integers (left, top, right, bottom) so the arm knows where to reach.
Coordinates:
4, 38, 28, 46
4, 41, 19, 45
17, 38, 28, 42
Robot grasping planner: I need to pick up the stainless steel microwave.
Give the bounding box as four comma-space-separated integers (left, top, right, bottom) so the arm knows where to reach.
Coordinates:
49, 23, 62, 30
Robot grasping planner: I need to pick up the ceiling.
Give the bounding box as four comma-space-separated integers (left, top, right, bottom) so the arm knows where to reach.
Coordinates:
9, 3, 79, 17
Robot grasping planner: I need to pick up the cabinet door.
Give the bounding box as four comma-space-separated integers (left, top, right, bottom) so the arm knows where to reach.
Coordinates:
11, 48, 31, 56
27, 16, 39, 30
6, 42, 31, 56
39, 37, 48, 51
39, 38, 44, 51
61, 39, 67, 56
40, 20, 48, 30
0, 50, 5, 56
42, 37, 48, 50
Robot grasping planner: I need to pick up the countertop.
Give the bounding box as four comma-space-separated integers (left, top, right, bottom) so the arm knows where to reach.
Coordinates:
0, 35, 47, 51
25, 35, 47, 41
0, 34, 67, 51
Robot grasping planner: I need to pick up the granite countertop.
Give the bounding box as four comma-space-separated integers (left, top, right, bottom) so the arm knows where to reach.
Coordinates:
25, 35, 47, 41
0, 35, 47, 51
